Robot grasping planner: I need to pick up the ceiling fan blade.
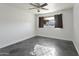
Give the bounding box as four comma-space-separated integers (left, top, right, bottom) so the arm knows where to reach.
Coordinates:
30, 3, 38, 7
40, 3, 48, 7
41, 8, 48, 10
29, 8, 36, 9
35, 3, 40, 6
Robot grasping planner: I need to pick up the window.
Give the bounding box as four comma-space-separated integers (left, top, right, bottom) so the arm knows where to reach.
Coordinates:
39, 14, 63, 28
44, 17, 55, 27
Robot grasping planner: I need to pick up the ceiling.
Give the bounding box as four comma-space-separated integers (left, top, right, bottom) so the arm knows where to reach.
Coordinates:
6, 3, 74, 14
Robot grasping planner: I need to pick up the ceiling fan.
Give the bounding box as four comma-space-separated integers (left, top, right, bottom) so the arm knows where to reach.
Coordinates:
29, 3, 48, 12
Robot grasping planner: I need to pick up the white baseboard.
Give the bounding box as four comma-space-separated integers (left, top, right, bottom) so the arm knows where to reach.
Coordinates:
0, 35, 36, 49
73, 41, 79, 54
36, 34, 72, 41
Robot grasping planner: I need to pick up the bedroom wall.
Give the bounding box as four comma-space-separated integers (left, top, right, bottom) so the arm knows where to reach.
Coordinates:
73, 3, 79, 54
0, 4, 35, 48
36, 8, 73, 41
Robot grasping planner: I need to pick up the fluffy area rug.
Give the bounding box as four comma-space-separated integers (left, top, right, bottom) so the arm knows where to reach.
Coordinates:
30, 44, 56, 56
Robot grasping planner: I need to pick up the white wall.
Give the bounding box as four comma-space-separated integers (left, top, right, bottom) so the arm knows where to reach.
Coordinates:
73, 4, 79, 54
0, 4, 35, 48
36, 8, 73, 41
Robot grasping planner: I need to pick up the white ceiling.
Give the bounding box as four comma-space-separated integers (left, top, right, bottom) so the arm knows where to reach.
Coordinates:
6, 3, 74, 14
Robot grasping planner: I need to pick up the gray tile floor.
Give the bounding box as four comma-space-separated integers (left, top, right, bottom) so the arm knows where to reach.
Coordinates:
0, 36, 78, 56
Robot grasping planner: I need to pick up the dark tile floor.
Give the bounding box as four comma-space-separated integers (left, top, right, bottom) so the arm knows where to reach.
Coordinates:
0, 36, 78, 56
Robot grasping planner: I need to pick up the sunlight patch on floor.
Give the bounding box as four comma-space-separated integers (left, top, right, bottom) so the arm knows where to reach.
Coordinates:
30, 44, 56, 56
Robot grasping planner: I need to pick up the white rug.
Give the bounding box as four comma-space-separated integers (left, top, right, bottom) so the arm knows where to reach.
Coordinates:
30, 44, 56, 56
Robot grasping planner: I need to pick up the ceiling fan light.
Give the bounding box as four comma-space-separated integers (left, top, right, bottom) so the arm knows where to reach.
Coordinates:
37, 9, 40, 12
